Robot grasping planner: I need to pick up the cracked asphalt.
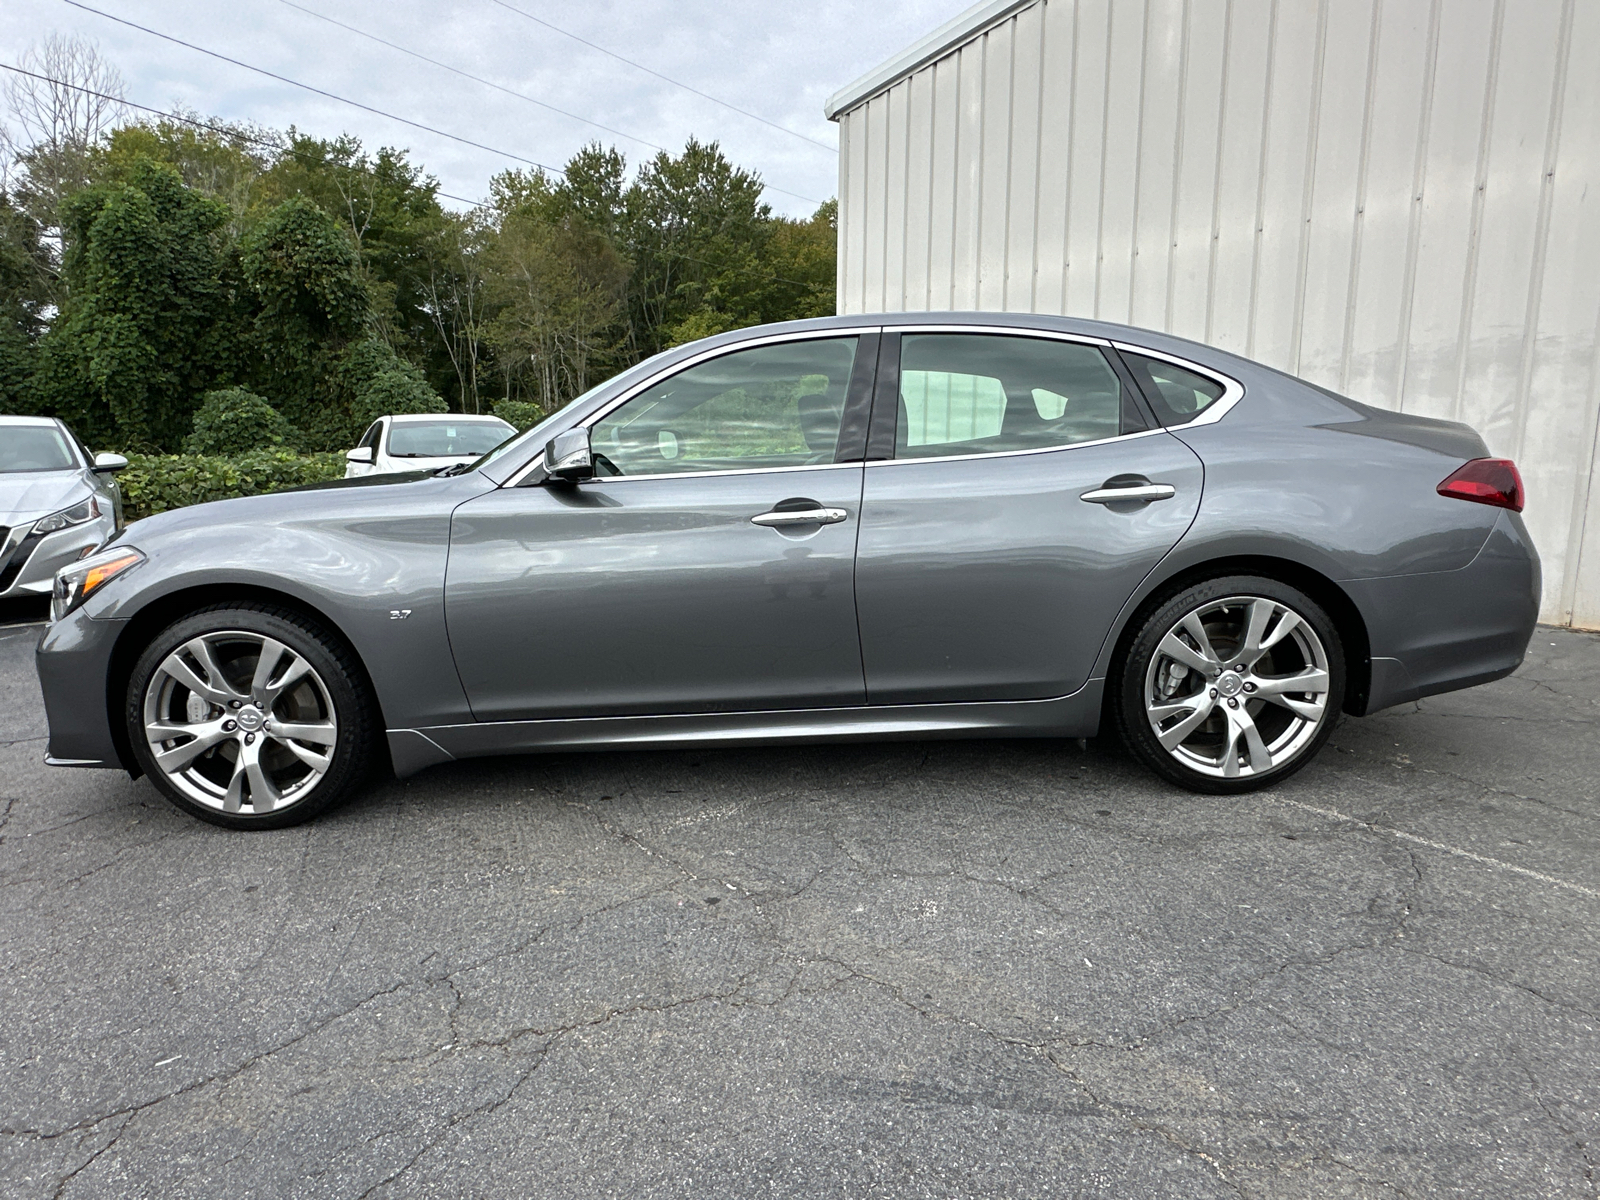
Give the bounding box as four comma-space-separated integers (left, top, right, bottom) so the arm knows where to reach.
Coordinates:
1, 599, 1597, 1199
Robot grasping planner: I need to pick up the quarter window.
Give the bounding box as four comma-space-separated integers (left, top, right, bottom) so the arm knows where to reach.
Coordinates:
1121, 352, 1226, 424
590, 338, 859, 476
893, 334, 1133, 460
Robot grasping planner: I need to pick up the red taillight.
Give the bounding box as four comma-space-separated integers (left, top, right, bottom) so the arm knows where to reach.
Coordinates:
1437, 458, 1523, 512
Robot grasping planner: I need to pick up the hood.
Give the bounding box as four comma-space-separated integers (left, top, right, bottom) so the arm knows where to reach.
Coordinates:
0, 470, 90, 525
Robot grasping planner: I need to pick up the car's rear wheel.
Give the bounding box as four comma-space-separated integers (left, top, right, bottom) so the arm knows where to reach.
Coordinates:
126, 605, 376, 828
1114, 576, 1344, 793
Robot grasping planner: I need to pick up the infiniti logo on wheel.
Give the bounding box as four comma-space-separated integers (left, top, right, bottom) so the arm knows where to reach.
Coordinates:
235, 707, 265, 732
1217, 673, 1244, 698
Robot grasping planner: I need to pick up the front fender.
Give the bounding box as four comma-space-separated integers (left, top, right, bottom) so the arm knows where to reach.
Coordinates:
84, 473, 493, 730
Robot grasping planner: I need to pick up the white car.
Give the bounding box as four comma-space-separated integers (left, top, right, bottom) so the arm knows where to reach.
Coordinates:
344, 413, 516, 479
0, 415, 126, 600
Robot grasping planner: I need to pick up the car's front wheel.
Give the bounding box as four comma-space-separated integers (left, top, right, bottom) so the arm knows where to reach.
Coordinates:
1114, 576, 1345, 793
126, 604, 376, 828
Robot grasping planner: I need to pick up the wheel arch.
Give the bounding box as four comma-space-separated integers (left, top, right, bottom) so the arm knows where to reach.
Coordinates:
106, 582, 389, 779
1101, 554, 1373, 720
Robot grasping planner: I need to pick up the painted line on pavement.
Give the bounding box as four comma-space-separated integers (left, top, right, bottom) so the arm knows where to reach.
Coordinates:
1264, 795, 1600, 901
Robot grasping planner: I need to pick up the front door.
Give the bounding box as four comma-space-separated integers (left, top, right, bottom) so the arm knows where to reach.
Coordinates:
854, 331, 1205, 704
445, 335, 873, 722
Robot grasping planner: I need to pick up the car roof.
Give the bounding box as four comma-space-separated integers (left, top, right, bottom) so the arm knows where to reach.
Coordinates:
387, 412, 511, 424
0, 415, 62, 427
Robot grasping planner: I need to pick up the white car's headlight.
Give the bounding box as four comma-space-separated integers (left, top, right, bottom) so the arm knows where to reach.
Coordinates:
33, 496, 101, 535
51, 546, 144, 622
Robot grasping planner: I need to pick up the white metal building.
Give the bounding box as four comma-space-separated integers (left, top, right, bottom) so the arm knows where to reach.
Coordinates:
826, 0, 1600, 628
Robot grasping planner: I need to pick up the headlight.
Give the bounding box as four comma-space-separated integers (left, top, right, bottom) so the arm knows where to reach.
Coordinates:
51, 546, 144, 622
33, 496, 101, 535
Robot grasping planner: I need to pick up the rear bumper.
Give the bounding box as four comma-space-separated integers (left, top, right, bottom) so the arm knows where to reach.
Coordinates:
1347, 510, 1540, 714
35, 607, 128, 769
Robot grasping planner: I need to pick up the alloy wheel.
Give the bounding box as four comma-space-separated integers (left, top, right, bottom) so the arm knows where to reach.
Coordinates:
141, 630, 339, 815
1143, 595, 1332, 779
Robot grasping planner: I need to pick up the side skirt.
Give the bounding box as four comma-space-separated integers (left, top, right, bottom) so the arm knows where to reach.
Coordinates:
387, 679, 1106, 778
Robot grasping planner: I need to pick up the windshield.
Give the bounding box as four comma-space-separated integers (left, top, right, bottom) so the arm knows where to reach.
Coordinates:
385, 420, 513, 458
0, 426, 77, 473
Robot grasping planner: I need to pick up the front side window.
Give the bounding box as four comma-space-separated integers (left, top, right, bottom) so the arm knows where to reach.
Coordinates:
358, 422, 382, 450
1122, 352, 1226, 425
590, 337, 859, 476
894, 335, 1133, 461
386, 421, 513, 458
0, 426, 77, 473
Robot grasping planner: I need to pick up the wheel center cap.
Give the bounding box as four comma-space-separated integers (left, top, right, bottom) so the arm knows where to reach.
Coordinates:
1217, 672, 1244, 698
235, 706, 265, 733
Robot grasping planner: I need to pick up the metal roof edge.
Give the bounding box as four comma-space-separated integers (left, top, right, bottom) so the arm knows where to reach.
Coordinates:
823, 0, 1039, 120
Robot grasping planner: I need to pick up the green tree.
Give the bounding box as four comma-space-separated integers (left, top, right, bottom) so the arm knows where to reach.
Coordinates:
34, 158, 237, 448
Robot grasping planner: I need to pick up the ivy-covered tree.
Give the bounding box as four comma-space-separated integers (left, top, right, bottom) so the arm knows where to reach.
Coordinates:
33, 158, 238, 448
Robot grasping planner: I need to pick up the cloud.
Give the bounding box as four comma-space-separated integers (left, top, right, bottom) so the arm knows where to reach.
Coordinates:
2, 0, 971, 215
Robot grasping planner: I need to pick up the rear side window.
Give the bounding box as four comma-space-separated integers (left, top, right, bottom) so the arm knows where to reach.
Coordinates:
1121, 352, 1226, 425
893, 334, 1137, 461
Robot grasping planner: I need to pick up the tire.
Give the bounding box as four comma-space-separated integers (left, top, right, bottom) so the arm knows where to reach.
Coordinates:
1112, 575, 1345, 794
126, 603, 377, 829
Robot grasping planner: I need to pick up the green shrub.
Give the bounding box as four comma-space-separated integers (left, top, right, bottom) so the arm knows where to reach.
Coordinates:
350, 368, 446, 431
491, 400, 545, 432
118, 451, 345, 521
183, 387, 298, 455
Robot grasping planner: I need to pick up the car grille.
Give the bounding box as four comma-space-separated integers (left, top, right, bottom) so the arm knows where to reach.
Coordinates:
0, 525, 45, 593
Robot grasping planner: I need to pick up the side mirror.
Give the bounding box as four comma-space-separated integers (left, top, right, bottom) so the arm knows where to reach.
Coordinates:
346, 446, 375, 464
544, 428, 594, 481
92, 452, 128, 473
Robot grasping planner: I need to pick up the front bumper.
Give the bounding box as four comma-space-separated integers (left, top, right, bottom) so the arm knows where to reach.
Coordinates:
0, 513, 116, 598
36, 605, 128, 770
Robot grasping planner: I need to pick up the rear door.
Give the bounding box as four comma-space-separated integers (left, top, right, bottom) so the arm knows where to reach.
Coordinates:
854, 330, 1205, 704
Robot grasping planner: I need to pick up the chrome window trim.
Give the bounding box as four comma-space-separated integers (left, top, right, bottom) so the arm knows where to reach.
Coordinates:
1111, 341, 1245, 427
503, 326, 884, 486
866, 425, 1171, 469
893, 324, 1113, 348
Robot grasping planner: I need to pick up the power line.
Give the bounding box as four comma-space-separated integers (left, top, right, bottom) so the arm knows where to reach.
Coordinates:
273, 0, 664, 154
60, 0, 559, 173
0, 61, 487, 208
273, 0, 823, 206
483, 0, 838, 156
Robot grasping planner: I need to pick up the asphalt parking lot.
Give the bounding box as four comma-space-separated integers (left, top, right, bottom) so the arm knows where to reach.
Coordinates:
1, 599, 1597, 1200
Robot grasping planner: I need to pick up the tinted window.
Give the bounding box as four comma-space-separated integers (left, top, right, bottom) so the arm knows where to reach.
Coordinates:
358, 422, 382, 449
894, 335, 1131, 460
0, 426, 77, 472
1122, 352, 1226, 424
590, 338, 858, 476
386, 421, 513, 458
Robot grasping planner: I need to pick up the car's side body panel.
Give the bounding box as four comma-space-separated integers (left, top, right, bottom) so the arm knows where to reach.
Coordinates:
444, 464, 869, 721
66, 472, 495, 742
854, 430, 1204, 703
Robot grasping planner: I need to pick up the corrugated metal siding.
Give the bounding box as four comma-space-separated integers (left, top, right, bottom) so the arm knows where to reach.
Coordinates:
834, 0, 1600, 628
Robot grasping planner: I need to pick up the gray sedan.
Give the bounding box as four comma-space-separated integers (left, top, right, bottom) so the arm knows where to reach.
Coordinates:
1, 415, 125, 600
35, 314, 1539, 828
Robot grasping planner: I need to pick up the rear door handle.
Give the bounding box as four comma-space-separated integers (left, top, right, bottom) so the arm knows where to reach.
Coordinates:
1080, 483, 1177, 504
750, 507, 848, 527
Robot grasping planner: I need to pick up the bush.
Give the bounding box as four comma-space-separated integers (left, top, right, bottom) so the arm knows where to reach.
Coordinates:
350, 368, 446, 431
117, 451, 345, 521
491, 400, 545, 432
183, 387, 298, 455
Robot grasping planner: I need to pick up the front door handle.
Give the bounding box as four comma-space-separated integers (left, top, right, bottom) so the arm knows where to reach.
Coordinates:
1080, 482, 1177, 504
750, 506, 848, 527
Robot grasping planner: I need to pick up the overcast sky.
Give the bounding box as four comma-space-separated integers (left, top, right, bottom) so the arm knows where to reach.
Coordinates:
0, 0, 970, 217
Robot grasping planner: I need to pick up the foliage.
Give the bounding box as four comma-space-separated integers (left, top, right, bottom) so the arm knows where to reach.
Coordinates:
492, 399, 546, 432
2, 39, 837, 443
183, 386, 296, 455
35, 158, 237, 449
116, 450, 345, 521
